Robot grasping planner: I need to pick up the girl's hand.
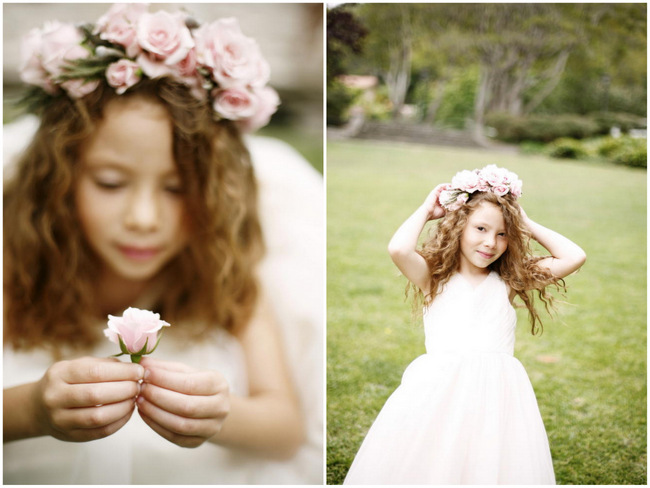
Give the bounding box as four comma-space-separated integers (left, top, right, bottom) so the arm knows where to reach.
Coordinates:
422, 184, 448, 221
34, 357, 143, 442
136, 357, 230, 448
518, 204, 530, 222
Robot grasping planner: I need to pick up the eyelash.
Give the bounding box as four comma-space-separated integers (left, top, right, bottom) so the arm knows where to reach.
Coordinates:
93, 179, 183, 194
476, 226, 506, 237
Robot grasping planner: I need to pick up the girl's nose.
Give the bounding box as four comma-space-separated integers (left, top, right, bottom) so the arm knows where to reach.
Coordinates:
124, 187, 160, 232
483, 235, 497, 248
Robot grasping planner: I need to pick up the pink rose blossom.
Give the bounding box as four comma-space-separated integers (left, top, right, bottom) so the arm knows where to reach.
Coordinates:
236, 86, 280, 132
39, 22, 86, 78
480, 165, 505, 187
105, 307, 170, 359
510, 179, 523, 198
492, 184, 510, 196
136, 52, 175, 79
137, 10, 194, 66
106, 59, 141, 94
61, 78, 100, 99
450, 170, 481, 193
194, 18, 270, 89
95, 3, 147, 58
20, 27, 56, 93
212, 87, 258, 120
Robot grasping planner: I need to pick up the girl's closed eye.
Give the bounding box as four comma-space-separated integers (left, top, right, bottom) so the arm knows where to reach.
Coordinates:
164, 179, 185, 195
92, 172, 127, 190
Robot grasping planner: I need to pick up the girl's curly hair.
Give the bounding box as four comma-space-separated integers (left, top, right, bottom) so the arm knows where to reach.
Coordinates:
4, 78, 264, 355
411, 191, 563, 335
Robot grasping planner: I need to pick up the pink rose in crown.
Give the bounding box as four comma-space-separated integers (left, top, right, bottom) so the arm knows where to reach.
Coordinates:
95, 3, 146, 58
194, 18, 270, 89
237, 86, 280, 132
20, 27, 55, 93
104, 307, 170, 363
136, 11, 194, 66
450, 170, 481, 194
106, 59, 142, 94
212, 87, 258, 120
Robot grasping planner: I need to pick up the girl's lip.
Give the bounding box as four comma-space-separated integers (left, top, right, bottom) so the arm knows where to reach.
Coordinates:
118, 245, 161, 260
477, 250, 495, 259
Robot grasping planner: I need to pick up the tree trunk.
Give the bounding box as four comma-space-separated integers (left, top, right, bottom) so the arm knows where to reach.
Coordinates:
523, 49, 571, 115
385, 5, 412, 119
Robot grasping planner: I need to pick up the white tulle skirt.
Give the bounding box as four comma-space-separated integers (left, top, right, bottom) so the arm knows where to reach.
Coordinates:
344, 351, 555, 485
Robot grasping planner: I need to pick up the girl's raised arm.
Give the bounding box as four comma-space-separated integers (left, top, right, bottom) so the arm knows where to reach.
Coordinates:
388, 184, 446, 293
521, 207, 587, 280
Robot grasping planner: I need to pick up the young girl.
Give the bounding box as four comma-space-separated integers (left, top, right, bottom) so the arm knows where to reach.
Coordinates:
3, 4, 323, 484
344, 166, 586, 485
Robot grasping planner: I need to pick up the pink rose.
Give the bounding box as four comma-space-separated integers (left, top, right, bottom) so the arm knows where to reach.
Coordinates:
105, 307, 170, 360
137, 10, 194, 66
61, 78, 100, 99
39, 21, 86, 78
236, 86, 280, 132
136, 52, 175, 79
491, 185, 510, 196
95, 3, 147, 58
479, 165, 506, 187
212, 87, 258, 120
450, 170, 481, 193
20, 27, 56, 93
194, 18, 270, 89
510, 179, 523, 198
106, 59, 142, 94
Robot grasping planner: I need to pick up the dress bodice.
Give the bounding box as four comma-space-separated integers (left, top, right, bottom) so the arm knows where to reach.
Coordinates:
423, 271, 517, 356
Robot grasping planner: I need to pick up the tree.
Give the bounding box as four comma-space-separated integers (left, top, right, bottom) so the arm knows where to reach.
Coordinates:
327, 5, 367, 86
355, 4, 416, 118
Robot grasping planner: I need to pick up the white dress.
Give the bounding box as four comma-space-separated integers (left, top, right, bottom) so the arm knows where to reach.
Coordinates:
344, 271, 555, 485
3, 117, 324, 484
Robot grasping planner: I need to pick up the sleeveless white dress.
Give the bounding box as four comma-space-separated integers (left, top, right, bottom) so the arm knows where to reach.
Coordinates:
344, 271, 555, 485
3, 118, 324, 484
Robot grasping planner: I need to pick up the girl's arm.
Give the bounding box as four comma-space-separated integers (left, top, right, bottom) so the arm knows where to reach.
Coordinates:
521, 207, 587, 280
388, 184, 446, 293
137, 294, 305, 458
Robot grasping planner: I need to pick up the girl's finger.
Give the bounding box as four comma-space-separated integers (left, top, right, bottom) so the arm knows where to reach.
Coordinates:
56, 398, 136, 430
136, 395, 218, 438
139, 357, 196, 374
65, 380, 141, 408
67, 409, 135, 442
139, 382, 227, 419
143, 367, 225, 396
137, 409, 205, 448
61, 358, 144, 384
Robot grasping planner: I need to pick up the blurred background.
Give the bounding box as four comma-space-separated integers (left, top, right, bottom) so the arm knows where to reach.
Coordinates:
3, 3, 323, 172
327, 3, 646, 168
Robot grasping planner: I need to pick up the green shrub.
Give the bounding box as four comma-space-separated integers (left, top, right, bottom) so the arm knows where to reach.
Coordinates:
612, 144, 647, 169
549, 138, 588, 159
597, 136, 628, 157
590, 112, 647, 135
486, 113, 601, 143
327, 80, 360, 127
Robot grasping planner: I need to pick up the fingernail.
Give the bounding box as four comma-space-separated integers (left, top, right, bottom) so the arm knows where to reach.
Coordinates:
144, 369, 150, 381
137, 365, 145, 379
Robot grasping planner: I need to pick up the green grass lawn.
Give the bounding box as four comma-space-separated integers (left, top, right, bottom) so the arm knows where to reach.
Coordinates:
326, 140, 646, 485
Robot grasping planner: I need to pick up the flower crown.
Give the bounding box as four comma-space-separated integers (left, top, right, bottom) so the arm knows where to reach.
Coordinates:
439, 164, 523, 211
19, 4, 279, 132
